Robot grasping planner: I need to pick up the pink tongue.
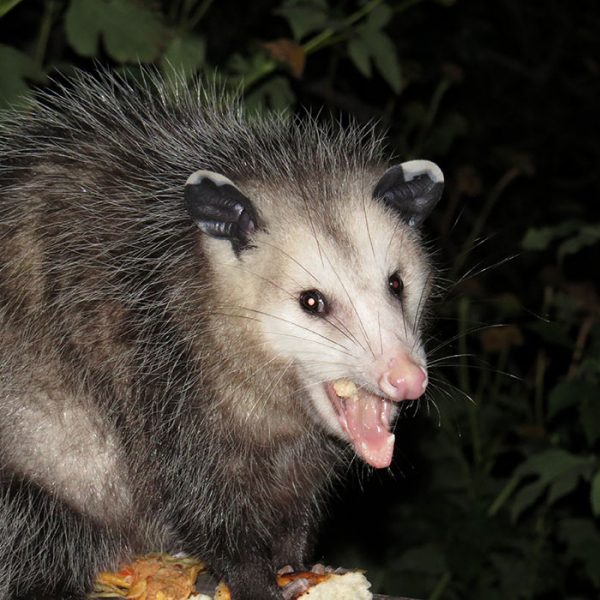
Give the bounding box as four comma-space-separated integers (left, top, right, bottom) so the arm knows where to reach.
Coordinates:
342, 393, 394, 469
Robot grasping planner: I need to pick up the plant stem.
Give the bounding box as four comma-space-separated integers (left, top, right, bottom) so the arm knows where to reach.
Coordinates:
488, 474, 520, 517
243, 0, 385, 94
534, 349, 547, 426
489, 344, 509, 405
304, 0, 425, 55
412, 76, 452, 156
428, 571, 452, 600
240, 59, 278, 92
34, 0, 55, 69
303, 0, 383, 54
302, 26, 336, 55
0, 0, 25, 18
568, 315, 594, 377
187, 0, 215, 30
394, 0, 427, 14
242, 0, 423, 96
530, 284, 552, 424
242, 0, 420, 96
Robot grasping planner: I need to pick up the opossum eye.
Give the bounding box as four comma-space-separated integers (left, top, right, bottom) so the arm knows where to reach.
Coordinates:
388, 272, 404, 298
299, 290, 327, 315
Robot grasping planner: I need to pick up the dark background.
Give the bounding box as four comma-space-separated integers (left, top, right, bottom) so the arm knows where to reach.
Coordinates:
1, 1, 599, 598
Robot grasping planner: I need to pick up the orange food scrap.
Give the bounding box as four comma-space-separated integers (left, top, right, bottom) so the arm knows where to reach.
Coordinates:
276, 571, 329, 587
213, 582, 231, 600
93, 554, 205, 600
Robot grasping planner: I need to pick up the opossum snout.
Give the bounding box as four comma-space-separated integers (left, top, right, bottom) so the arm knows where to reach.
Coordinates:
378, 354, 428, 401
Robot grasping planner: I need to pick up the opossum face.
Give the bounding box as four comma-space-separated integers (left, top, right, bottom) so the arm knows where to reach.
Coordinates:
184, 161, 443, 468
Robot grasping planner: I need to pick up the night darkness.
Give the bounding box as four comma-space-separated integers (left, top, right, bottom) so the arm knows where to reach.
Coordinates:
1, 1, 599, 598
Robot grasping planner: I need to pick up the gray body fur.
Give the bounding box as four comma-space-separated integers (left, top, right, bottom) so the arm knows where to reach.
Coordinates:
0, 71, 437, 599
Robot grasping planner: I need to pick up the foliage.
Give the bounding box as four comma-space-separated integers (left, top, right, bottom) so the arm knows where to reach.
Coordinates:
1, 1, 599, 598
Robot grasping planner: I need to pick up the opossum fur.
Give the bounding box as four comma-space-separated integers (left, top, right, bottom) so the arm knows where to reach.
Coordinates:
0, 70, 443, 600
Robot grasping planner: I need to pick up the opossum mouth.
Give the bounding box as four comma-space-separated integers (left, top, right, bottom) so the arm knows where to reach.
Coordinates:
325, 383, 395, 469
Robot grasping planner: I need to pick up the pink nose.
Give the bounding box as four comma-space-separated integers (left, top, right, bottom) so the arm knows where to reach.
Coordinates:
379, 354, 428, 401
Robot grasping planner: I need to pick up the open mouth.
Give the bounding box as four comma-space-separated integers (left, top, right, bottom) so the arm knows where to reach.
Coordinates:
325, 380, 396, 469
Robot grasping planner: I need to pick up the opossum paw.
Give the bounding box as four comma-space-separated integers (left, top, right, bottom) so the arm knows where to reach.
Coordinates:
277, 564, 295, 575
281, 578, 311, 599
310, 563, 349, 574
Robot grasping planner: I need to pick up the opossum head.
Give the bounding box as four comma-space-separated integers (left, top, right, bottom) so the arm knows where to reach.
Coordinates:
184, 160, 443, 469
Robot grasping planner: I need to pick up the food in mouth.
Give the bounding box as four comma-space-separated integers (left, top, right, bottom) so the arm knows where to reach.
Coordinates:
327, 378, 396, 469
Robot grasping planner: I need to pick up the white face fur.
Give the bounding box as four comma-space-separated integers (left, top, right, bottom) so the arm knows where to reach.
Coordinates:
187, 161, 442, 468
249, 195, 429, 440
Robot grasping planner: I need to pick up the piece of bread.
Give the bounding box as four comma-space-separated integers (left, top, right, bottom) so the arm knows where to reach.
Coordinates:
332, 378, 358, 398
213, 570, 372, 599
285, 571, 372, 599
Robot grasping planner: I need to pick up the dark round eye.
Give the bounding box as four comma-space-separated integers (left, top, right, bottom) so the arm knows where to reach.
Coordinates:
299, 289, 327, 315
388, 272, 404, 298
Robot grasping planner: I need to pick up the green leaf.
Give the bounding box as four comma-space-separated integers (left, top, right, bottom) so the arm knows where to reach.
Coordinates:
557, 224, 600, 262
246, 76, 295, 112
580, 356, 600, 378
365, 4, 393, 31
228, 51, 277, 90
347, 37, 372, 78
521, 220, 581, 251
0, 44, 45, 109
581, 395, 600, 446
511, 480, 546, 521
362, 29, 402, 93
276, 1, 329, 41
66, 0, 166, 63
0, 0, 25, 18
161, 33, 206, 80
521, 227, 555, 251
65, 0, 106, 57
547, 469, 579, 505
103, 0, 166, 63
548, 379, 598, 419
514, 449, 588, 484
591, 471, 600, 516
510, 449, 591, 519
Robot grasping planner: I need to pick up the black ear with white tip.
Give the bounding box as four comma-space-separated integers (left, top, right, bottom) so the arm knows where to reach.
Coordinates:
184, 170, 258, 253
373, 160, 444, 227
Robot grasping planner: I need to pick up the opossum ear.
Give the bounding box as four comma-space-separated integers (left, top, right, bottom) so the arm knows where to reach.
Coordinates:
184, 170, 258, 253
373, 160, 444, 227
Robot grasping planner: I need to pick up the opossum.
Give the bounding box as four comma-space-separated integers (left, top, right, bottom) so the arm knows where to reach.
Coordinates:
0, 70, 443, 600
